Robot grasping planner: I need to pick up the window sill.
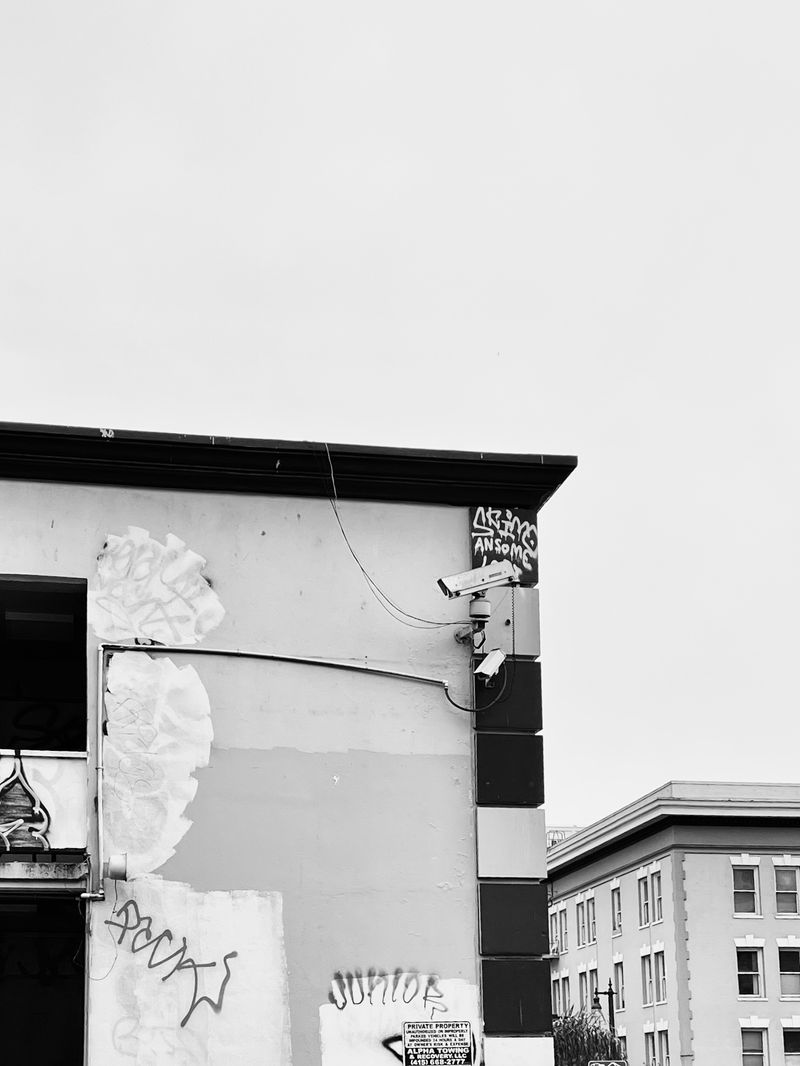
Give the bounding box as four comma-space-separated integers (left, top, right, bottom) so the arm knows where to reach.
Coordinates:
780, 996, 800, 1001
737, 996, 767, 1002
775, 913, 800, 919
612, 931, 622, 938
733, 913, 763, 919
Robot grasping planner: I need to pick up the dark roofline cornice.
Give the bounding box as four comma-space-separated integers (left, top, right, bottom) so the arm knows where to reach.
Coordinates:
548, 812, 800, 882
0, 422, 577, 509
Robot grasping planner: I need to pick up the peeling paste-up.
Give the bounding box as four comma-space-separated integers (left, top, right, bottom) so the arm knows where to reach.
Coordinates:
88, 877, 292, 1066
89, 526, 225, 644
104, 654, 212, 878
319, 972, 479, 1066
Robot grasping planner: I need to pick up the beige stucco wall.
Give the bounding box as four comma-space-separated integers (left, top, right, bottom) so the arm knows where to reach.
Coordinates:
684, 838, 800, 1066
1, 476, 483, 1066
549, 831, 684, 1065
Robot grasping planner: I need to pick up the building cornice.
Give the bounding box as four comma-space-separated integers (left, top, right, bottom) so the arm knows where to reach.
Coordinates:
548, 781, 800, 876
0, 422, 577, 509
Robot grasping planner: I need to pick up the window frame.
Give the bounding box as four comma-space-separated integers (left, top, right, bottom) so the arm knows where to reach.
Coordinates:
559, 908, 568, 952
657, 1027, 670, 1066
613, 960, 625, 1010
644, 1030, 656, 1066
586, 895, 596, 943
779, 947, 800, 998
784, 1028, 800, 1066
641, 953, 653, 1006
654, 949, 667, 1003
651, 870, 663, 923
576, 900, 586, 947
611, 886, 622, 935
0, 574, 88, 753
638, 875, 651, 927
733, 865, 761, 916
579, 970, 588, 1010
741, 1027, 767, 1066
736, 946, 764, 998
776, 866, 800, 915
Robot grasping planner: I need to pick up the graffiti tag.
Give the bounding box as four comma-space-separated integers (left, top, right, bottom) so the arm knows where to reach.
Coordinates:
104, 897, 237, 1028
329, 970, 447, 1019
470, 506, 537, 582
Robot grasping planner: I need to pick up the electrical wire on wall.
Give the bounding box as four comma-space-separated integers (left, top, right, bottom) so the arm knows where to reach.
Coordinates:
323, 443, 466, 631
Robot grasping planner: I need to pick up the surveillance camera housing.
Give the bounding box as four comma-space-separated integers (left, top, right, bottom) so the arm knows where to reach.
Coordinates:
474, 648, 506, 680
437, 560, 518, 599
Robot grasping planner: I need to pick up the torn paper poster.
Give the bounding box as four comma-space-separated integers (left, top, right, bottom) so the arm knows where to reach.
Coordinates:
103, 653, 212, 878
89, 526, 225, 645
88, 876, 292, 1066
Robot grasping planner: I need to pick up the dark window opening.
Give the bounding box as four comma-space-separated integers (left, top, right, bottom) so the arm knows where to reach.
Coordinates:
0, 577, 87, 752
0, 895, 85, 1065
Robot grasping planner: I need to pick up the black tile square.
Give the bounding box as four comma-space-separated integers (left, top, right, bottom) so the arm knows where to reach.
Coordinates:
479, 882, 549, 956
482, 958, 552, 1034
476, 733, 544, 806
474, 658, 542, 732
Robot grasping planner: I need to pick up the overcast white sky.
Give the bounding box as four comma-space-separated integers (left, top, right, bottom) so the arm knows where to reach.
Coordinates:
1, 3, 798, 824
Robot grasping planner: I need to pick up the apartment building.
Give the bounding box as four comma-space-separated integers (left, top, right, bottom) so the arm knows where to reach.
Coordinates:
548, 781, 800, 1066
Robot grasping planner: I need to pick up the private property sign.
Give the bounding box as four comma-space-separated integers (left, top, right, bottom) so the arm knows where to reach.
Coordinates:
402, 1021, 473, 1066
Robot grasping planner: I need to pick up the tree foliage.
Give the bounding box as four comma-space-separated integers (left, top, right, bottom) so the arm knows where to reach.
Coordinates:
553, 1007, 628, 1065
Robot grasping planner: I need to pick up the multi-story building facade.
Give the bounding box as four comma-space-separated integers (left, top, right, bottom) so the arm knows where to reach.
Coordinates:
548, 781, 800, 1066
0, 421, 575, 1066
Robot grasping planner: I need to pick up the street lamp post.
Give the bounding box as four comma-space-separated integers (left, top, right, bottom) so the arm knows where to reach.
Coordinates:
592, 978, 616, 1036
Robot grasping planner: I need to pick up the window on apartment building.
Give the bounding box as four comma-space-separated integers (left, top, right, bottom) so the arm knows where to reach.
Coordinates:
741, 1029, 767, 1066
577, 902, 586, 946
657, 1028, 670, 1066
734, 866, 760, 915
779, 949, 800, 997
613, 961, 625, 1010
617, 1035, 627, 1057
589, 966, 598, 1002
644, 1030, 656, 1066
641, 954, 654, 1005
559, 909, 568, 952
652, 870, 663, 922
612, 886, 622, 934
784, 1030, 800, 1066
579, 970, 588, 1010
0, 576, 87, 751
776, 867, 800, 914
561, 976, 570, 1010
551, 978, 560, 1016
654, 950, 667, 1002
550, 912, 559, 953
638, 876, 650, 926
587, 896, 596, 942
737, 948, 764, 997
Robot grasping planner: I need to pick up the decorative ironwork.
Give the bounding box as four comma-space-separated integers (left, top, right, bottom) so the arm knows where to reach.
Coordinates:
0, 755, 51, 850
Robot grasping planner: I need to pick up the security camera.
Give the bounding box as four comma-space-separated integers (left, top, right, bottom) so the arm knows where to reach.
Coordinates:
474, 649, 506, 680
437, 560, 519, 599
